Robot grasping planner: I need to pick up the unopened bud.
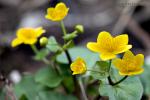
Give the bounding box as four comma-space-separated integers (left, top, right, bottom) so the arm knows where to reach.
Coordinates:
75, 25, 84, 33
40, 37, 48, 46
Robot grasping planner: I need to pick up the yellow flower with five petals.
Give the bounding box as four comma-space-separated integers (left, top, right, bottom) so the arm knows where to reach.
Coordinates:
87, 31, 132, 61
70, 57, 87, 75
45, 2, 69, 21
113, 50, 144, 76
11, 27, 45, 47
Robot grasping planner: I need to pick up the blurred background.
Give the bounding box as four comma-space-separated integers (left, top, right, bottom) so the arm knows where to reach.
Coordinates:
0, 0, 150, 92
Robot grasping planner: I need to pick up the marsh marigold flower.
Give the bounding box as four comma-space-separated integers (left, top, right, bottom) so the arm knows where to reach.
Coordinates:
70, 57, 87, 75
45, 2, 69, 21
113, 50, 144, 76
11, 27, 45, 47
87, 31, 132, 61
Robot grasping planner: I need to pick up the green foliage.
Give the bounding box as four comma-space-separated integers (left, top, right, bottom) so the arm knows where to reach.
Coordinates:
56, 47, 99, 68
99, 77, 143, 100
34, 49, 49, 60
14, 75, 45, 100
140, 63, 150, 95
63, 33, 77, 41
62, 77, 74, 93
91, 61, 109, 79
46, 36, 61, 52
14, 75, 76, 100
63, 40, 74, 49
37, 91, 77, 100
35, 66, 62, 88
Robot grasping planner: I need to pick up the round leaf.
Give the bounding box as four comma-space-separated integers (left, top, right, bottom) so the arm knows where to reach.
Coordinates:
35, 66, 62, 88
99, 77, 143, 100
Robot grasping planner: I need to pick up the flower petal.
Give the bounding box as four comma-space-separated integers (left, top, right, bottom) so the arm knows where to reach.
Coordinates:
70, 57, 86, 75
100, 53, 116, 61
46, 8, 55, 19
97, 31, 112, 43
35, 27, 46, 37
23, 38, 37, 45
114, 34, 128, 45
55, 2, 68, 11
47, 8, 54, 14
134, 54, 144, 67
11, 38, 23, 47
119, 68, 144, 76
123, 50, 134, 60
113, 58, 122, 70
114, 45, 132, 54
87, 42, 102, 53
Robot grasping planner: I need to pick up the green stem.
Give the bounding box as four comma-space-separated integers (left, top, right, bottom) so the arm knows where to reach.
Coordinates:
112, 76, 128, 86
107, 60, 128, 86
30, 45, 38, 54
30, 45, 50, 64
60, 20, 87, 100
79, 78, 88, 100
108, 60, 112, 72
107, 60, 114, 85
60, 21, 67, 36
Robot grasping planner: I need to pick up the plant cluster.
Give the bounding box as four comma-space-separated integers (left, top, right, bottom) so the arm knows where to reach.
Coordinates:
1, 2, 149, 100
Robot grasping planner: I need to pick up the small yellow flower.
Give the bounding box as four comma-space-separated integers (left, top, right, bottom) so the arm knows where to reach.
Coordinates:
11, 27, 45, 47
113, 50, 144, 76
45, 2, 69, 21
87, 31, 132, 61
70, 57, 87, 75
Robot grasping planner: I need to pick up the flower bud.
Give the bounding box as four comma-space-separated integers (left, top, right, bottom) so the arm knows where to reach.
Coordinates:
75, 25, 84, 34
40, 37, 48, 46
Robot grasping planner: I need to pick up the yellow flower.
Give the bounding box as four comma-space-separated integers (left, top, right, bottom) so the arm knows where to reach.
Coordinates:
45, 2, 69, 21
87, 31, 132, 61
113, 50, 144, 76
11, 27, 45, 47
70, 57, 87, 75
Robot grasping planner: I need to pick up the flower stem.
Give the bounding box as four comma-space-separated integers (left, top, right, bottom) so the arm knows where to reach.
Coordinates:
108, 60, 112, 72
107, 60, 114, 85
60, 20, 88, 100
79, 78, 88, 100
30, 45, 38, 54
65, 50, 72, 64
112, 76, 128, 86
60, 21, 67, 36
106, 59, 128, 86
30, 45, 50, 64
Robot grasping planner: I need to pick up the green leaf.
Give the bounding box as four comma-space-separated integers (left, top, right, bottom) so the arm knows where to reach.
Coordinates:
14, 75, 45, 100
62, 76, 74, 93
46, 36, 61, 52
35, 66, 62, 88
99, 77, 143, 100
63, 33, 77, 41
56, 47, 99, 68
34, 49, 49, 60
37, 91, 77, 100
140, 64, 150, 95
90, 61, 109, 79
